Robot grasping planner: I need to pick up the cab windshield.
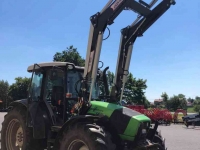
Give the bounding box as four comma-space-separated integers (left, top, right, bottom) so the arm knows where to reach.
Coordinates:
66, 70, 101, 99
44, 68, 102, 101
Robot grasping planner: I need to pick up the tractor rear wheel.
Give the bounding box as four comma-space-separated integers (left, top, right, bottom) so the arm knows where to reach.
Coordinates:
59, 123, 116, 150
1, 106, 44, 150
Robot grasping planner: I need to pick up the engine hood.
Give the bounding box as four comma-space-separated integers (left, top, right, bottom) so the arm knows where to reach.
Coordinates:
87, 101, 151, 140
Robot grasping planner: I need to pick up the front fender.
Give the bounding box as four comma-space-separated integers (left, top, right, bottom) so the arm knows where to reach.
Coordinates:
53, 115, 106, 150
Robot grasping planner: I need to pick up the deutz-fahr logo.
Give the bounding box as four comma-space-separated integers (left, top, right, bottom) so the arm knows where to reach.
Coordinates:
90, 107, 103, 115
111, 0, 124, 11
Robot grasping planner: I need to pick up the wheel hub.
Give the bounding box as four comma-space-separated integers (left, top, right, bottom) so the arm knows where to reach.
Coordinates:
16, 127, 24, 147
68, 140, 89, 150
79, 146, 89, 150
6, 119, 24, 150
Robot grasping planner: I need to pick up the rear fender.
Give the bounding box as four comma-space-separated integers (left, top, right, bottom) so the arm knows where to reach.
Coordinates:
9, 99, 52, 139
9, 99, 28, 110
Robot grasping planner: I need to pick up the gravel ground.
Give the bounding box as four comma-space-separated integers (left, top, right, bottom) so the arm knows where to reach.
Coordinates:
0, 113, 6, 131
0, 113, 6, 150
158, 124, 200, 150
0, 112, 199, 150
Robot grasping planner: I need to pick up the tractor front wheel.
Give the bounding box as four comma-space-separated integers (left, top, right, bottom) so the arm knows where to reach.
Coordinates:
59, 123, 116, 150
153, 134, 166, 150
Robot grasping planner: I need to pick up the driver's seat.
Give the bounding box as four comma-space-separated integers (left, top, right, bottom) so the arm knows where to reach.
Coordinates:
51, 86, 64, 106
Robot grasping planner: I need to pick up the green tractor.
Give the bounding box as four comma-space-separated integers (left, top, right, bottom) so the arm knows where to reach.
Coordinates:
1, 0, 176, 150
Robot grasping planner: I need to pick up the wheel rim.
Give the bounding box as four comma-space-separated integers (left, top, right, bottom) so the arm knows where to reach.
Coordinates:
6, 119, 24, 150
68, 140, 89, 150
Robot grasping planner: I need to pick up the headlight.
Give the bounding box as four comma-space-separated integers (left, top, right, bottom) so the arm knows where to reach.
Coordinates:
139, 122, 150, 137
142, 129, 147, 134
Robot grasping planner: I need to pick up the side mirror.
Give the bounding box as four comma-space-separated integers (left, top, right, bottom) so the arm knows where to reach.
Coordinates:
67, 64, 75, 70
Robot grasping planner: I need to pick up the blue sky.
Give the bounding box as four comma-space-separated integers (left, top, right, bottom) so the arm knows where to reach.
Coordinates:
0, 0, 199, 102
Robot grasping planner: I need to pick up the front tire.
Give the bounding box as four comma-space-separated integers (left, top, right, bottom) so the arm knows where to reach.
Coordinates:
59, 123, 116, 150
153, 134, 166, 150
1, 106, 44, 150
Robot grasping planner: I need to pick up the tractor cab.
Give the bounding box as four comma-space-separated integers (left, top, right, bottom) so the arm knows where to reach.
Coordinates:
27, 62, 83, 125
27, 62, 104, 125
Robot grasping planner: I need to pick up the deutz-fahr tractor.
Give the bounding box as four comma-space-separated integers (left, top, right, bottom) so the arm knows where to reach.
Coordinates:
1, 0, 176, 149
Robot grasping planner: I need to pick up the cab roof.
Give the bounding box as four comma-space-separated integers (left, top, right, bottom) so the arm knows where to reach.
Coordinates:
27, 62, 84, 72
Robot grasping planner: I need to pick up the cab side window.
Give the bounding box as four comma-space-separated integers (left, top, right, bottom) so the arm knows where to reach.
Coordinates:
44, 69, 64, 105
30, 71, 43, 101
67, 70, 82, 98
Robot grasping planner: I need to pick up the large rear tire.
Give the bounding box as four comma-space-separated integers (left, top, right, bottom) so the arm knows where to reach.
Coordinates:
1, 106, 44, 150
59, 123, 116, 150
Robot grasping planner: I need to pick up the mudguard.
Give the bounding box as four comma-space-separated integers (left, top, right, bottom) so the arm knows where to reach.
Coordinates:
9, 99, 52, 139
53, 115, 107, 150
9, 99, 28, 109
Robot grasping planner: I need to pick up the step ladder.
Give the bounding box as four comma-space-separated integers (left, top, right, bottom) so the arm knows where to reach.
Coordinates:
47, 126, 62, 150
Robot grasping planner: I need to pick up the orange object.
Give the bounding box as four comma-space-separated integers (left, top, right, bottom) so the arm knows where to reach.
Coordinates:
71, 97, 84, 114
173, 109, 187, 120
66, 93, 72, 98
58, 100, 61, 105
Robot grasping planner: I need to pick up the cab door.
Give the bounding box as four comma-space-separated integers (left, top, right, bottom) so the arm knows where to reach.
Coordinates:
27, 64, 55, 139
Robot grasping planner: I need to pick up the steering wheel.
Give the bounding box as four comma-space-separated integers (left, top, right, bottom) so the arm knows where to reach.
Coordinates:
74, 79, 84, 97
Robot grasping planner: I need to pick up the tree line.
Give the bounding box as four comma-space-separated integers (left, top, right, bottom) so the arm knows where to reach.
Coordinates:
0, 77, 31, 109
0, 45, 149, 109
0, 45, 199, 112
153, 92, 200, 112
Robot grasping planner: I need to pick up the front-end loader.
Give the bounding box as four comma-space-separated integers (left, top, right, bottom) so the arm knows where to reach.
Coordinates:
1, 0, 176, 150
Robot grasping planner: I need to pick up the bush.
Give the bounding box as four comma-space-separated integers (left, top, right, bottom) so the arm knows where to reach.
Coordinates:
194, 105, 200, 112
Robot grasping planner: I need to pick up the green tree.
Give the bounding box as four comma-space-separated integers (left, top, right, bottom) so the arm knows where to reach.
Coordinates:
161, 92, 169, 103
192, 96, 200, 112
194, 105, 200, 112
195, 96, 200, 100
107, 71, 114, 89
9, 77, 31, 102
167, 94, 187, 111
123, 73, 147, 105
187, 97, 195, 103
0, 80, 9, 108
143, 96, 150, 108
194, 96, 200, 105
178, 94, 186, 100
53, 45, 85, 66
161, 92, 169, 108
165, 100, 172, 110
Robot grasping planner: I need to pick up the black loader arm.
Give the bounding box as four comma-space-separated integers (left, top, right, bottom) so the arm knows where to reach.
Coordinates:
110, 0, 176, 102
81, 0, 158, 109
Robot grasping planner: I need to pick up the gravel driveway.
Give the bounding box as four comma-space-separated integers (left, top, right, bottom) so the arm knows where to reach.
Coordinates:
158, 124, 200, 150
0, 112, 199, 150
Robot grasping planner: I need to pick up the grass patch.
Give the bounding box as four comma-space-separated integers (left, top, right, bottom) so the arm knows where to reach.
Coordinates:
187, 107, 196, 113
